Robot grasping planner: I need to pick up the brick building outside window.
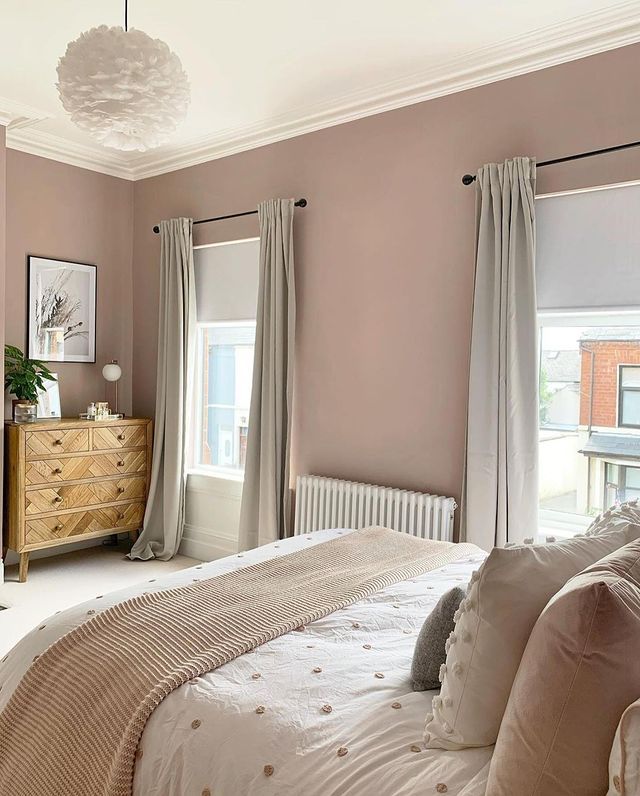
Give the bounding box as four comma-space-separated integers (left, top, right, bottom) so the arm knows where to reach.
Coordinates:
577, 329, 640, 511
538, 324, 640, 537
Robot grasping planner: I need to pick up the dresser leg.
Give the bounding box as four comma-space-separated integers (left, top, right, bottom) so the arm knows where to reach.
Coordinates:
128, 530, 139, 545
19, 552, 30, 583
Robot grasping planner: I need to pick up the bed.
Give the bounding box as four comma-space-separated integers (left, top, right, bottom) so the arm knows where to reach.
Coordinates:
0, 529, 490, 795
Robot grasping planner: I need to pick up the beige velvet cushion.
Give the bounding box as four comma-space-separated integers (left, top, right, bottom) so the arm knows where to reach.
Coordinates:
424, 525, 640, 750
607, 697, 640, 796
487, 540, 640, 796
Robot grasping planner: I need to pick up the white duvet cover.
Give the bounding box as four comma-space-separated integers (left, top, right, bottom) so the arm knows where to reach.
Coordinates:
0, 529, 491, 796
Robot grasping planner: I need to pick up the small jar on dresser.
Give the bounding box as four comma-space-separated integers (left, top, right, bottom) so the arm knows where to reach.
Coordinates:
3, 417, 153, 582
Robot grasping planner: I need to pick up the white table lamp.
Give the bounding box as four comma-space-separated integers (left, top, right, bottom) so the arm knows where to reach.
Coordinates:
102, 360, 122, 414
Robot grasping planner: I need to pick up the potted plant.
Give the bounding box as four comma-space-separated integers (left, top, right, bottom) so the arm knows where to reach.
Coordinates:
4, 345, 57, 422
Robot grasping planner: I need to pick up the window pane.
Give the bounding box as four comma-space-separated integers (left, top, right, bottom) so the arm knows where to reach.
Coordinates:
606, 463, 619, 483
625, 466, 640, 490
538, 331, 581, 430
197, 323, 255, 472
621, 391, 640, 426
605, 482, 619, 509
604, 463, 621, 508
621, 366, 640, 388
538, 318, 640, 539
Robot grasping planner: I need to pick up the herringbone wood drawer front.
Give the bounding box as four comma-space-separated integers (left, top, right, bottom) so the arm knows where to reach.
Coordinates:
25, 503, 146, 546
25, 476, 147, 516
25, 428, 89, 458
92, 424, 146, 451
25, 451, 147, 486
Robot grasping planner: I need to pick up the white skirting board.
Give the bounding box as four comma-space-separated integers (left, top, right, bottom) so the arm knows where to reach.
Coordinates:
179, 522, 237, 561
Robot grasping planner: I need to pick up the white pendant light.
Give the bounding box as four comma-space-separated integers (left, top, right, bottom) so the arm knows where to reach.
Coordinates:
56, 1, 190, 152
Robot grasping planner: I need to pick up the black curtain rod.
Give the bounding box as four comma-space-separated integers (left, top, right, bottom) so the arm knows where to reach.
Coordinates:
152, 198, 308, 233
461, 140, 640, 185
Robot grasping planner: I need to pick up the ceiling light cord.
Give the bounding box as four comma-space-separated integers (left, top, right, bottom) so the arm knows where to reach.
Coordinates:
124, 0, 128, 31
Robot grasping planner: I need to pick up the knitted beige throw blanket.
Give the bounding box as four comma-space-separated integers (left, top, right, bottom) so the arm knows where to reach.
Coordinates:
0, 527, 474, 796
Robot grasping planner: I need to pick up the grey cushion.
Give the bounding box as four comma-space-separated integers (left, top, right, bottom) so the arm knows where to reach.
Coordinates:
411, 587, 466, 691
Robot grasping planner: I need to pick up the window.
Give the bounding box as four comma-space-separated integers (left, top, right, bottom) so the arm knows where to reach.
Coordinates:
190, 238, 259, 478
194, 322, 256, 474
619, 366, 640, 428
605, 463, 640, 505
537, 313, 640, 539
535, 183, 640, 538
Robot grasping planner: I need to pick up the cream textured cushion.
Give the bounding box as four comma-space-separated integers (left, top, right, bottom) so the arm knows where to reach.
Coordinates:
487, 540, 640, 796
424, 525, 640, 750
608, 698, 640, 796
586, 499, 640, 536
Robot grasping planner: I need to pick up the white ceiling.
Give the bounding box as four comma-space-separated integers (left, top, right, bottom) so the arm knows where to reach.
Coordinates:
1, 0, 639, 180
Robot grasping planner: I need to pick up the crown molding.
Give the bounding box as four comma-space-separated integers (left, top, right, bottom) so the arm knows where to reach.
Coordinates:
6, 1, 640, 181
0, 96, 51, 129
6, 127, 135, 179
127, 2, 640, 179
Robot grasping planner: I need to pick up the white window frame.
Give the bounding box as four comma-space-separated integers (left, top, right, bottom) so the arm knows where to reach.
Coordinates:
189, 319, 256, 481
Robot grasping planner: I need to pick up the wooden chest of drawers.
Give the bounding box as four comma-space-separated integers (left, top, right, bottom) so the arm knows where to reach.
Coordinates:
3, 418, 152, 582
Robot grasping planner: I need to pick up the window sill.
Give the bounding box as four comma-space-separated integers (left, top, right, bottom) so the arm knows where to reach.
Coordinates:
186, 470, 244, 501
187, 468, 245, 483
538, 508, 592, 541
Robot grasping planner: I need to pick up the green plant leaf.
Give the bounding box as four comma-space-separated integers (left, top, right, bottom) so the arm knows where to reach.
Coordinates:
4, 344, 58, 400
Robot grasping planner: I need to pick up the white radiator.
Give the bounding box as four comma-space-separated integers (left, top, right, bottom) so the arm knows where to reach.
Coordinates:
294, 475, 456, 542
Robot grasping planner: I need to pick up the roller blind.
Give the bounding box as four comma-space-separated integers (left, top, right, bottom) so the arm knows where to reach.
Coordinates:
536, 184, 640, 311
194, 239, 259, 322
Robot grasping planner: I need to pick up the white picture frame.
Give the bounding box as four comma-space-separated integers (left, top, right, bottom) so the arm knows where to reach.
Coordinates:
37, 373, 61, 419
28, 256, 97, 363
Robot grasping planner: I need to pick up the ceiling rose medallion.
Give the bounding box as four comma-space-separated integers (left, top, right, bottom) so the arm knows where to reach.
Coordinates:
56, 2, 190, 152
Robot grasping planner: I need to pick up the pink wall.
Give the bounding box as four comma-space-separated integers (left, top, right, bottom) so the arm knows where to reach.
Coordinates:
131, 43, 640, 506
5, 152, 134, 417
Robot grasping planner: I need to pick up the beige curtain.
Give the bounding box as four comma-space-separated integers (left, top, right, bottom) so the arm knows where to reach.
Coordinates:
130, 218, 196, 561
460, 158, 538, 550
238, 199, 296, 550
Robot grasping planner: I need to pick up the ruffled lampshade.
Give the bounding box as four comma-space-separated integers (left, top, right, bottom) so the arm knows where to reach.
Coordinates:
57, 25, 190, 152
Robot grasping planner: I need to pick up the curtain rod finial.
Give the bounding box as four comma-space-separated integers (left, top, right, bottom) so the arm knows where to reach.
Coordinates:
295, 198, 307, 207
462, 174, 476, 186
153, 225, 160, 234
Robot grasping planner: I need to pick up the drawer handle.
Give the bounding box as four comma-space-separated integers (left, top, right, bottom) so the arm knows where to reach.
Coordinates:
117, 486, 126, 494
117, 513, 125, 520
53, 496, 63, 503
54, 524, 63, 531
53, 439, 63, 446
117, 460, 125, 467
117, 433, 126, 441
52, 468, 62, 475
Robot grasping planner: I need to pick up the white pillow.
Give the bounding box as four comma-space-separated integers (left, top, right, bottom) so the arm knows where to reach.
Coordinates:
424, 525, 640, 750
608, 698, 640, 796
586, 499, 640, 536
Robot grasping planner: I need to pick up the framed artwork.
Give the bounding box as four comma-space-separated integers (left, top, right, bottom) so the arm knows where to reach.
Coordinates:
37, 373, 61, 419
28, 256, 97, 363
